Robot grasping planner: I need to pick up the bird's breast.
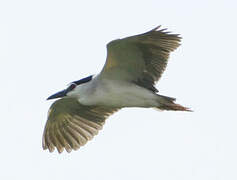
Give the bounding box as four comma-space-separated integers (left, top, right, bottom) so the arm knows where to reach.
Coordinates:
78, 79, 158, 108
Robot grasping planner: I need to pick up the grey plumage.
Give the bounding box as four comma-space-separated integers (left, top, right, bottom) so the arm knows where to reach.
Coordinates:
43, 98, 119, 153
101, 26, 181, 92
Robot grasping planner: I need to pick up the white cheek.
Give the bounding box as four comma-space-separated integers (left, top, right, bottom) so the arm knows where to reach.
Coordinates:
67, 86, 81, 97
66, 77, 96, 101
67, 90, 78, 97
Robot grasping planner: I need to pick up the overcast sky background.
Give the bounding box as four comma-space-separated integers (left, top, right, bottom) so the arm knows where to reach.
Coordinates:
0, 0, 237, 180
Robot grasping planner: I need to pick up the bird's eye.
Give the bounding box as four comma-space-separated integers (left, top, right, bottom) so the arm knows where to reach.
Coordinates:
67, 83, 76, 91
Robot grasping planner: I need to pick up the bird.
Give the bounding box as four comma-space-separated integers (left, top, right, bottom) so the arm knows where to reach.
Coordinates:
43, 26, 190, 153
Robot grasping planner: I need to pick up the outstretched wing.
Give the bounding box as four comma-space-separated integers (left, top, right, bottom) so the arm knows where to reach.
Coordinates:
100, 26, 181, 92
42, 98, 120, 153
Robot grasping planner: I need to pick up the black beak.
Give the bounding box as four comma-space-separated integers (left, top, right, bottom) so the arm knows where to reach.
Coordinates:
47, 89, 66, 100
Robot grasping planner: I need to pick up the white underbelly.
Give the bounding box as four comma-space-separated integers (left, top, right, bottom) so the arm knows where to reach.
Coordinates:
79, 79, 159, 108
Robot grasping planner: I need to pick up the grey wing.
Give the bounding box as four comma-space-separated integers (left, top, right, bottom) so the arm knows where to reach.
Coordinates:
100, 26, 181, 92
42, 98, 120, 153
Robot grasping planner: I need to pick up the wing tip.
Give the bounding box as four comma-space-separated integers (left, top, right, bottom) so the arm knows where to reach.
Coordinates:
148, 25, 182, 40
150, 25, 162, 32
43, 146, 75, 154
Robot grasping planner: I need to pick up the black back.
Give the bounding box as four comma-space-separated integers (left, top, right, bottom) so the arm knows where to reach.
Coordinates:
72, 75, 93, 85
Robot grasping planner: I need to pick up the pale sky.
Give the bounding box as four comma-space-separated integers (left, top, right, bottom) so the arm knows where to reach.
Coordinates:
0, 0, 237, 180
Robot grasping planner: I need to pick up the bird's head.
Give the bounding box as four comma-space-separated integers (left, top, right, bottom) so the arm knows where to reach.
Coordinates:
47, 75, 93, 100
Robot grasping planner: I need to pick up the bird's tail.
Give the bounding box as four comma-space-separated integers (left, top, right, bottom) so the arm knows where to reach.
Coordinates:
156, 94, 192, 111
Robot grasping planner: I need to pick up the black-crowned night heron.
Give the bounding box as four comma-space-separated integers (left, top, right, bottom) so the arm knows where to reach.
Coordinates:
43, 26, 190, 153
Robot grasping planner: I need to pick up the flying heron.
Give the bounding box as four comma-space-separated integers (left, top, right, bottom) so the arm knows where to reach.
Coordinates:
43, 26, 190, 153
